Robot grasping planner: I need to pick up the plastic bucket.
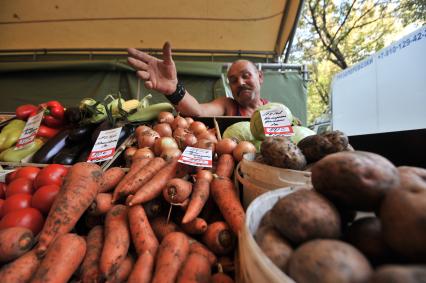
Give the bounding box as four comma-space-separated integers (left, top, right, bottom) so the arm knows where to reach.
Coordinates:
236, 153, 311, 208
239, 187, 307, 283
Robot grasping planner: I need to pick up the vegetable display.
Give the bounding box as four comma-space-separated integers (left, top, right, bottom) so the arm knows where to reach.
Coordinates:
0, 108, 250, 281
2, 96, 422, 283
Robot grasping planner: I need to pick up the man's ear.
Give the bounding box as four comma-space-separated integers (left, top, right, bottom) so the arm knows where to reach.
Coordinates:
258, 70, 264, 84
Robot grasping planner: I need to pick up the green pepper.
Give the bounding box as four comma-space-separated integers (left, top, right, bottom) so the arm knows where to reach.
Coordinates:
0, 119, 26, 152
0, 138, 44, 162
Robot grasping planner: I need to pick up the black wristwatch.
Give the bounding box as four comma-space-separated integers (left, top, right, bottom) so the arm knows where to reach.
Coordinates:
165, 81, 186, 105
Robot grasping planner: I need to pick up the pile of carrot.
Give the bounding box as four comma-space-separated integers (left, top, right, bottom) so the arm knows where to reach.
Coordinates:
0, 115, 253, 282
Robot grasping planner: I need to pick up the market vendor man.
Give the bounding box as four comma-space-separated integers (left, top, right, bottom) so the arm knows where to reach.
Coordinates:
127, 42, 269, 117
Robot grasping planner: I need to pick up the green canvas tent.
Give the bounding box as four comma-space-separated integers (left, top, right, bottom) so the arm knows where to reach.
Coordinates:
0, 0, 307, 123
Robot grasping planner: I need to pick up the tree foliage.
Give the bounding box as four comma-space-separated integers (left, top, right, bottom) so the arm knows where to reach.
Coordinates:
398, 0, 426, 25
292, 0, 422, 124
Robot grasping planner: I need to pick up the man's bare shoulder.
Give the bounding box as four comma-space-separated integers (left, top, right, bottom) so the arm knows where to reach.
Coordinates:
211, 97, 238, 116
211, 96, 235, 106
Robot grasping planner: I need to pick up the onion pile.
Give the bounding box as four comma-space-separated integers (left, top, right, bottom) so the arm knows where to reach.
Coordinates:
131, 112, 259, 170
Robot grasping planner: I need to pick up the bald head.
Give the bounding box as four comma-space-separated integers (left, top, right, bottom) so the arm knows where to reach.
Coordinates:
226, 59, 264, 108
227, 60, 258, 77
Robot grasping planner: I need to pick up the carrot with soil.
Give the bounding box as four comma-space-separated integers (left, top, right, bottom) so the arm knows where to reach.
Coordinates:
30, 233, 86, 283
112, 157, 165, 203
128, 205, 159, 255
80, 225, 104, 283
151, 217, 182, 241
128, 159, 179, 205
215, 154, 235, 178
0, 227, 34, 263
211, 176, 245, 235
182, 175, 211, 224
129, 154, 153, 173
0, 249, 40, 283
150, 216, 216, 264
176, 252, 212, 283
188, 238, 218, 266
151, 232, 190, 283
100, 204, 130, 281
35, 162, 103, 257
211, 267, 235, 283
105, 254, 134, 283
88, 193, 113, 215
163, 178, 193, 204
127, 251, 155, 283
143, 197, 168, 219
99, 167, 125, 193
181, 217, 208, 235
202, 221, 236, 255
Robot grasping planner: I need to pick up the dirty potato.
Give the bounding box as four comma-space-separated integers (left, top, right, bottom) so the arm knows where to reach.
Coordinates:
260, 136, 307, 170
344, 217, 395, 266
298, 130, 352, 163
255, 226, 293, 271
367, 265, 426, 283
311, 151, 399, 211
287, 239, 373, 283
270, 190, 341, 245
380, 185, 426, 261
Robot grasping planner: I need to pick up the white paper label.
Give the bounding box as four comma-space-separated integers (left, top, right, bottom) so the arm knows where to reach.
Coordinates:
178, 146, 213, 167
260, 108, 294, 136
87, 127, 122, 162
15, 111, 44, 149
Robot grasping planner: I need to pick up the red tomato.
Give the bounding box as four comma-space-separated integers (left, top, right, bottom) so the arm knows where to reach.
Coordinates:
34, 164, 68, 189
0, 193, 32, 218
31, 184, 60, 215
6, 178, 34, 198
0, 199, 4, 213
15, 166, 41, 182
5, 170, 18, 184
0, 208, 44, 235
0, 182, 5, 199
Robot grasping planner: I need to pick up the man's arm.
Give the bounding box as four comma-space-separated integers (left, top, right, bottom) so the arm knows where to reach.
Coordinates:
175, 94, 231, 117
127, 42, 228, 117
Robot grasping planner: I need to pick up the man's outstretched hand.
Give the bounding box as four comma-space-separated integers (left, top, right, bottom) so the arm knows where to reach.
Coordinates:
127, 42, 178, 95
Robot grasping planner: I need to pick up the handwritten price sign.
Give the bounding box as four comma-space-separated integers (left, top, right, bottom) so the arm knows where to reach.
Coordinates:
260, 108, 294, 137
88, 127, 122, 162
178, 146, 212, 167
15, 111, 44, 149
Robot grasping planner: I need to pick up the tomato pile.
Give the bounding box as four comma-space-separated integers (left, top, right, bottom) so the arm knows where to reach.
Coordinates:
0, 164, 67, 235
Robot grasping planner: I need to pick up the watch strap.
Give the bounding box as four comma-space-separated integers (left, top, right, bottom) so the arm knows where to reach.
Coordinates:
166, 81, 186, 105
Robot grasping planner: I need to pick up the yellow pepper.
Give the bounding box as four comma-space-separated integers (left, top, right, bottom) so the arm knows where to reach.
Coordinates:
0, 138, 44, 162
0, 119, 26, 152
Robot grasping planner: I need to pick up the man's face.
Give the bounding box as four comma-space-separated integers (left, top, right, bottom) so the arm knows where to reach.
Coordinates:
227, 60, 263, 107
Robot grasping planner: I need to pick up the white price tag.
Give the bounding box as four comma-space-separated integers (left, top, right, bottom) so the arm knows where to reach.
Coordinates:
15, 111, 44, 149
260, 108, 294, 137
178, 146, 213, 168
87, 127, 122, 162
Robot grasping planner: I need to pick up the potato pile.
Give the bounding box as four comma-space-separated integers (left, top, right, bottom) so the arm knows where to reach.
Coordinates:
255, 137, 426, 283
260, 130, 353, 170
